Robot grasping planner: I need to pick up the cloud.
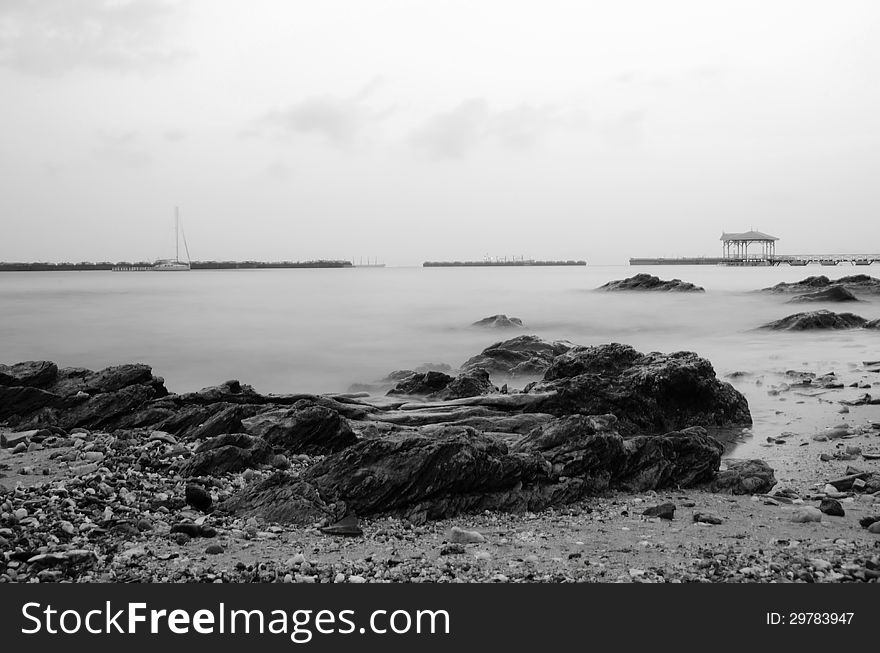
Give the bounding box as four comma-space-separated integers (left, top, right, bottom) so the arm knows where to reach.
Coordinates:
262, 80, 393, 147
410, 99, 490, 159
410, 99, 564, 160
92, 130, 151, 169
0, 0, 190, 76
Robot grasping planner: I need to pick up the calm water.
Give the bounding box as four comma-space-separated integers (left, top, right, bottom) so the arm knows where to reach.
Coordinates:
2, 265, 878, 452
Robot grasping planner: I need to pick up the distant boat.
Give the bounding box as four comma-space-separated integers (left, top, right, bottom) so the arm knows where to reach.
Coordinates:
819, 259, 838, 266
788, 260, 808, 266
853, 259, 873, 266
113, 207, 191, 272
153, 207, 190, 271
353, 257, 386, 268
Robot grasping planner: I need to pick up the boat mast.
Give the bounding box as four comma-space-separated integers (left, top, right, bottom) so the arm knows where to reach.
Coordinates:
175, 206, 179, 263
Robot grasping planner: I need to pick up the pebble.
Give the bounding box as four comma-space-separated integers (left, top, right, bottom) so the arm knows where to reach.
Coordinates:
185, 484, 212, 512
642, 503, 675, 520
693, 512, 723, 525
790, 507, 822, 523
449, 526, 486, 544
819, 498, 845, 517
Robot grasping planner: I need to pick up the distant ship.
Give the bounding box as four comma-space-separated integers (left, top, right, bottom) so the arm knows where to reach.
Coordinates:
353, 257, 386, 268
113, 208, 191, 272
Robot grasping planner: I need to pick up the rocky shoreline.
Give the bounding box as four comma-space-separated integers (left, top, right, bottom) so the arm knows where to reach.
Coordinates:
2, 332, 879, 583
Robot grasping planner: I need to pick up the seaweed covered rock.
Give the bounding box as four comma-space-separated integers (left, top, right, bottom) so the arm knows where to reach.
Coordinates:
528, 343, 751, 434
597, 274, 704, 292
786, 285, 860, 303
460, 335, 574, 378
759, 310, 868, 331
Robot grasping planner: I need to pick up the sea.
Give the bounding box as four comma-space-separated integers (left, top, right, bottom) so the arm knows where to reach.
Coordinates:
2, 265, 878, 456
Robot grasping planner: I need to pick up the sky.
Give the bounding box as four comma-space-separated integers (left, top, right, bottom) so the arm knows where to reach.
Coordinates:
1, 0, 879, 265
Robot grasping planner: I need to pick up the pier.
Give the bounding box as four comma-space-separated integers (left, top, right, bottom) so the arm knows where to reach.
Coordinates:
424, 259, 586, 267
630, 230, 879, 266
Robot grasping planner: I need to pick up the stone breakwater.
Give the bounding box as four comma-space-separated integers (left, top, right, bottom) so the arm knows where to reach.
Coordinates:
1, 338, 877, 583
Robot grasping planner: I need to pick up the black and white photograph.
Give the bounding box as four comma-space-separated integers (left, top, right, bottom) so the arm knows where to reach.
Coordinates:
1, 1, 879, 636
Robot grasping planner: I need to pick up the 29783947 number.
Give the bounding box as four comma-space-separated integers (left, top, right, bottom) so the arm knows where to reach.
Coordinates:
766, 613, 854, 625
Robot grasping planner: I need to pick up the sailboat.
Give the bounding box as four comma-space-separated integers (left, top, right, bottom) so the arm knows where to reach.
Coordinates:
152, 207, 191, 271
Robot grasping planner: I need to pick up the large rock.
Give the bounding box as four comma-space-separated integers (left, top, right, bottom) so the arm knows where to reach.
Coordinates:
763, 274, 880, 295
709, 459, 776, 494
460, 335, 574, 378
513, 415, 722, 491
0, 361, 58, 388
472, 315, 524, 328
0, 385, 63, 420
241, 402, 356, 454
759, 310, 868, 330
786, 285, 859, 303
179, 433, 274, 476
866, 319, 880, 329
225, 420, 724, 524
597, 274, 704, 292
527, 343, 751, 434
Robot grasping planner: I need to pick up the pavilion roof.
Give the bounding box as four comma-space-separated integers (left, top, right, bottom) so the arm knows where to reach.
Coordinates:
720, 230, 779, 242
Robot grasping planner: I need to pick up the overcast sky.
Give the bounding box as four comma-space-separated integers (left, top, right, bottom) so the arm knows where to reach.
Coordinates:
1, 0, 878, 265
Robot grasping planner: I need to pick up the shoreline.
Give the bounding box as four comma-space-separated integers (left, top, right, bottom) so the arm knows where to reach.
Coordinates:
1, 336, 879, 583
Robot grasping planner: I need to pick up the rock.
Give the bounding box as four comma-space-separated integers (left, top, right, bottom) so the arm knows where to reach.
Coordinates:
597, 274, 705, 292
205, 544, 223, 555
642, 503, 675, 520
819, 498, 845, 517
0, 361, 58, 388
710, 459, 777, 495
387, 371, 454, 396
828, 472, 873, 491
179, 433, 274, 476
529, 343, 751, 434
185, 404, 261, 441
763, 274, 880, 295
790, 507, 823, 523
0, 385, 63, 420
242, 402, 356, 455
435, 369, 497, 400
320, 514, 364, 537
693, 512, 723, 525
759, 310, 869, 331
787, 285, 860, 303
1, 428, 46, 447
868, 522, 880, 534
449, 526, 487, 543
184, 484, 212, 512
171, 523, 217, 538
460, 335, 574, 378
440, 543, 466, 556
227, 420, 724, 524
859, 515, 879, 529
472, 315, 525, 328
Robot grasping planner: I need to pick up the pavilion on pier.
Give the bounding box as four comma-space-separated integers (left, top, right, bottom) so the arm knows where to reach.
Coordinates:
720, 230, 779, 261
